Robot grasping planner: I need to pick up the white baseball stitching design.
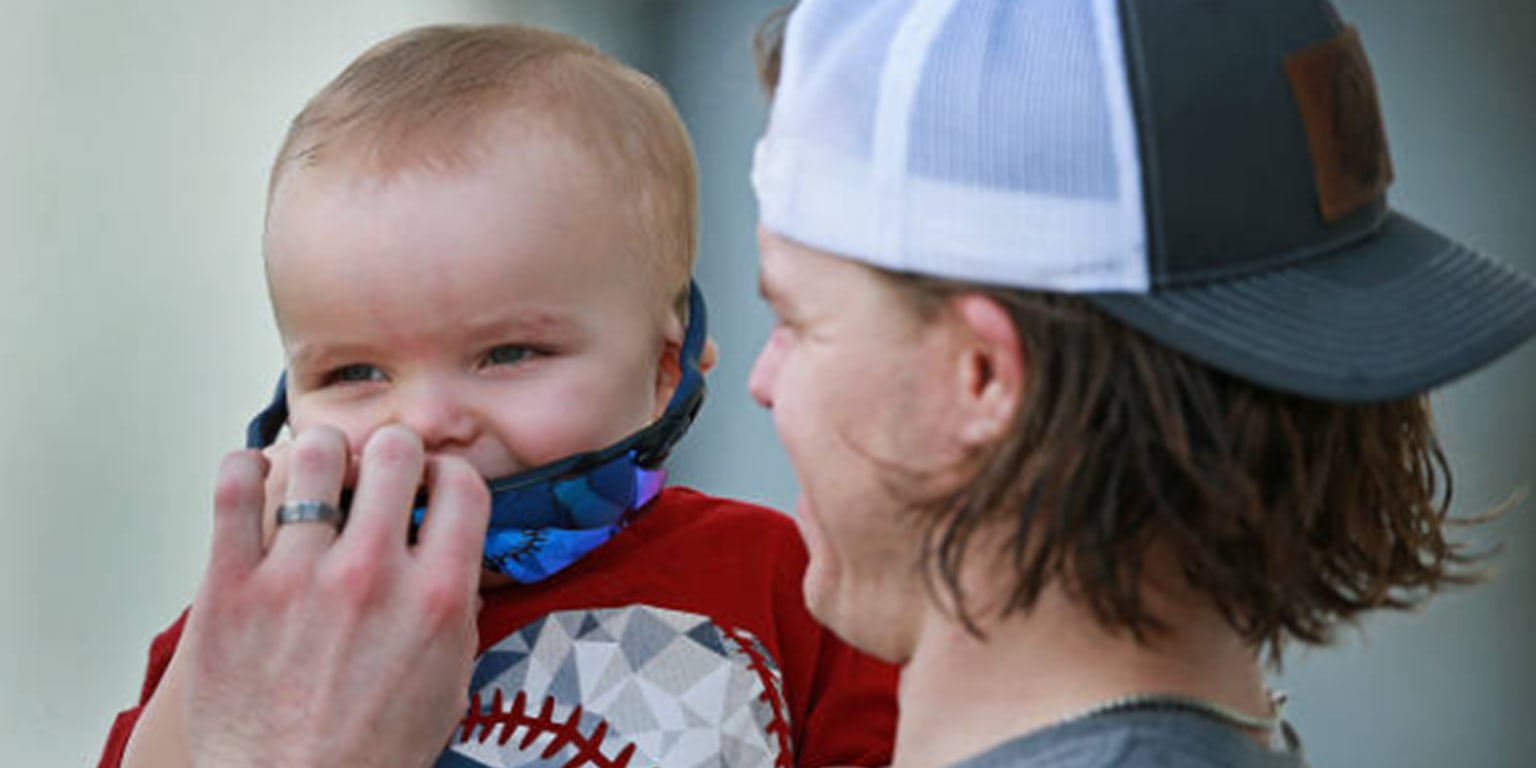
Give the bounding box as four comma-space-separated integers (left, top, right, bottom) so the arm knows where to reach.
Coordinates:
439, 605, 792, 767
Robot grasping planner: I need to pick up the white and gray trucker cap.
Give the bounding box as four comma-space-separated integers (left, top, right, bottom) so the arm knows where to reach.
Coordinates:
752, 0, 1536, 402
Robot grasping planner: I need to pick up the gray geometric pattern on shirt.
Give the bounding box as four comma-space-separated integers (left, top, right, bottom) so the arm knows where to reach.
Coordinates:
437, 604, 789, 768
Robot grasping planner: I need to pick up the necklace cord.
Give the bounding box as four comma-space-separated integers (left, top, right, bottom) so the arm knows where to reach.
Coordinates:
1055, 688, 1304, 755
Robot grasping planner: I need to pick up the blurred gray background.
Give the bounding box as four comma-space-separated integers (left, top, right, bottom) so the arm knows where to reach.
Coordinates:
1, 0, 1531, 765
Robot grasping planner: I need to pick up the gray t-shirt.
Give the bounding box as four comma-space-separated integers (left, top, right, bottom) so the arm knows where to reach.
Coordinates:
946, 710, 1308, 768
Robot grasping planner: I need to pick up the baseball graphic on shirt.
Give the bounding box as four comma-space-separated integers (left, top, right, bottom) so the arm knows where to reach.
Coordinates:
435, 605, 792, 768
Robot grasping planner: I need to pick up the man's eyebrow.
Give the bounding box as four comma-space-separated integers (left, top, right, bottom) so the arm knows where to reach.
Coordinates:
757, 271, 780, 304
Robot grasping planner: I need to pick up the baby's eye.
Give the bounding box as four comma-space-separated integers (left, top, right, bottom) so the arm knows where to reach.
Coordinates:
325, 364, 387, 385
482, 345, 536, 367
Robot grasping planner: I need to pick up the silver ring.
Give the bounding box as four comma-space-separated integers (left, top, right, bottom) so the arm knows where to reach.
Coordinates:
276, 500, 345, 529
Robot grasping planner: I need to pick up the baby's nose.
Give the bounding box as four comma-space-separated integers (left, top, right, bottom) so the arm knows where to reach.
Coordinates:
396, 380, 479, 450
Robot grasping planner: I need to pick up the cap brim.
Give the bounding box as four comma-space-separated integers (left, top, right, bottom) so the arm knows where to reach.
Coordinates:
1086, 212, 1536, 402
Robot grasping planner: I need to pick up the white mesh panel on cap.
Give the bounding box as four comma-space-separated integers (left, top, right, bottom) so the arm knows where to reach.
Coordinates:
753, 0, 1151, 292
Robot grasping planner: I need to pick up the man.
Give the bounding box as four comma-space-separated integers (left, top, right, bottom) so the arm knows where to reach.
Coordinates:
744, 0, 1536, 765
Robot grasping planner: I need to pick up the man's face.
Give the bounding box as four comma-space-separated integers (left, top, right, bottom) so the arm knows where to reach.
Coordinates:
263, 126, 680, 558
749, 229, 965, 662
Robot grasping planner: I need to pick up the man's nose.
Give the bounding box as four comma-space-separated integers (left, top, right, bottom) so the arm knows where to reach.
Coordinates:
747, 330, 785, 409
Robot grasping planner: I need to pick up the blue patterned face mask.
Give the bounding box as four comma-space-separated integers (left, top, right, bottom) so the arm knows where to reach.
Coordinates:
246, 282, 708, 583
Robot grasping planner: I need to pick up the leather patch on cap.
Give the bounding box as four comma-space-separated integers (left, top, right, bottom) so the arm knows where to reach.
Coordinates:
1285, 27, 1394, 222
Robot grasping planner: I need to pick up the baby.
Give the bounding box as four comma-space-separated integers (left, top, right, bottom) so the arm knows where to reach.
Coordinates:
99, 24, 896, 768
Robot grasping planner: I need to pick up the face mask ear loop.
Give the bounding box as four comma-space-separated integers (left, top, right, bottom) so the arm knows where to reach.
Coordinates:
633, 279, 709, 467
246, 373, 289, 449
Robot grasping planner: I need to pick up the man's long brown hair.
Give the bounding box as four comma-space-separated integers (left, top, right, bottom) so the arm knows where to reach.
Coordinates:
755, 8, 1491, 659
893, 276, 1486, 658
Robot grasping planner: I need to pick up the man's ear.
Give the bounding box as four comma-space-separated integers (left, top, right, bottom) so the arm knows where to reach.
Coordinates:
948, 293, 1024, 449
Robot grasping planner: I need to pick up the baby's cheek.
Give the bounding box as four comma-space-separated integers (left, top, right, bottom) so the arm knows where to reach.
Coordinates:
520, 412, 606, 461
522, 391, 632, 455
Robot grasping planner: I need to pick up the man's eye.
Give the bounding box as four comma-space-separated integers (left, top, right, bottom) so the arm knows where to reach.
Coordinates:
326, 364, 386, 385
483, 345, 535, 367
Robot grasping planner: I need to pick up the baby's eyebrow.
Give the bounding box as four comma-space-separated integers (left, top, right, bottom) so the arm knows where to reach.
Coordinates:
460, 309, 581, 340
286, 340, 373, 368
284, 311, 581, 366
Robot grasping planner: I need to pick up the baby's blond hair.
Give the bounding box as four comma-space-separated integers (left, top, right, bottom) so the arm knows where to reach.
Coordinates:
269, 24, 699, 324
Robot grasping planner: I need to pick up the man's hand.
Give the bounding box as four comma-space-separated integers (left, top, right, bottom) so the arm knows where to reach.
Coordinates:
180, 425, 490, 768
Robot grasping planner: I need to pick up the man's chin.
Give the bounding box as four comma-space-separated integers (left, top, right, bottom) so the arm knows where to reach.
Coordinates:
804, 574, 909, 664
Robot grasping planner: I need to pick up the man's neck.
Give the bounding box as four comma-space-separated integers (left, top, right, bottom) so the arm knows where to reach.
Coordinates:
891, 584, 1271, 768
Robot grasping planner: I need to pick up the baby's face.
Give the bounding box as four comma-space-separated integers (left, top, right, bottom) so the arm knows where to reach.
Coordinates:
263, 127, 678, 490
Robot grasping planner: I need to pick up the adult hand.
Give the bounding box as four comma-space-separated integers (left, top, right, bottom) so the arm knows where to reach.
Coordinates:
255, 437, 342, 549
180, 425, 490, 768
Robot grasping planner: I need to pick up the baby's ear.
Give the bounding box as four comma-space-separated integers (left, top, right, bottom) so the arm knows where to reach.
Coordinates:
699, 337, 720, 375
651, 337, 684, 421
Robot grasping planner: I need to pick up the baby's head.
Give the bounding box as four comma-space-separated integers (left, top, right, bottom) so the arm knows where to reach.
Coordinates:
261, 24, 700, 482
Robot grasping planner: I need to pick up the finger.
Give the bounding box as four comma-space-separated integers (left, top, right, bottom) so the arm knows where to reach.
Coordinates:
266, 426, 348, 564
206, 449, 269, 589
342, 425, 427, 558
413, 455, 490, 590
259, 440, 292, 550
